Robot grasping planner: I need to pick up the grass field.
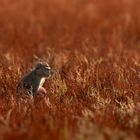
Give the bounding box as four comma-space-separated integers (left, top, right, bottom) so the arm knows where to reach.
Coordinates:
0, 0, 140, 139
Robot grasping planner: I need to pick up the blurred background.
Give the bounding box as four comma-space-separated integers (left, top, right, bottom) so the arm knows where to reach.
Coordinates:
0, 0, 140, 140
0, 0, 140, 56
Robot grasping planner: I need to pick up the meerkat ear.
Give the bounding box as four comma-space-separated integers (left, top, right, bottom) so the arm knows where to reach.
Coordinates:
35, 63, 42, 69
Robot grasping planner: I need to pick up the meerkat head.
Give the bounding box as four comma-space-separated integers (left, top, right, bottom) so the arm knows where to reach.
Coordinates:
35, 62, 51, 78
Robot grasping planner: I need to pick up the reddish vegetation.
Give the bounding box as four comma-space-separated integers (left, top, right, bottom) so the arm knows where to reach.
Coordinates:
0, 0, 140, 139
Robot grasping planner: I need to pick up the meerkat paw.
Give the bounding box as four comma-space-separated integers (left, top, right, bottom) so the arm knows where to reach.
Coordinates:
37, 87, 47, 95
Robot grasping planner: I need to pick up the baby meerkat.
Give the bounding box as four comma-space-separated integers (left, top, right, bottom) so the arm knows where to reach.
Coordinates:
17, 63, 52, 97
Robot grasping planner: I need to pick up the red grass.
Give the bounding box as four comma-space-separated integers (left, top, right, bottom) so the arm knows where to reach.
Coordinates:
0, 0, 140, 139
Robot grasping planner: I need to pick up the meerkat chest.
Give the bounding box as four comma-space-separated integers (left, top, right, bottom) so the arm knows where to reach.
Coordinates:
38, 78, 46, 89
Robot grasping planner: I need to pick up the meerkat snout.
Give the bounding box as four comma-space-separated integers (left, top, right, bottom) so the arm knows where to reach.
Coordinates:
35, 63, 51, 78
17, 62, 52, 97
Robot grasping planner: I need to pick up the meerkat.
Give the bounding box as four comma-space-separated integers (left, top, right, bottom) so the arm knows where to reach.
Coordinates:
16, 62, 52, 97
